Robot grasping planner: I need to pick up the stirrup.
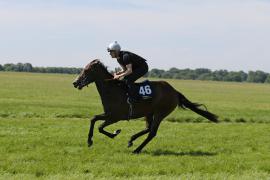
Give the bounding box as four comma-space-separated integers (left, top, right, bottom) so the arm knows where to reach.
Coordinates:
127, 97, 132, 105
127, 97, 139, 104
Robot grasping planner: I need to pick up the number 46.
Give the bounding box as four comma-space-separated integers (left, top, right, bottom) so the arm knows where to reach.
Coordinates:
139, 85, 152, 95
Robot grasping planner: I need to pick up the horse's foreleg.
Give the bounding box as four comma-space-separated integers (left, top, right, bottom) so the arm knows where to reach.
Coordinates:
98, 121, 120, 139
88, 114, 107, 147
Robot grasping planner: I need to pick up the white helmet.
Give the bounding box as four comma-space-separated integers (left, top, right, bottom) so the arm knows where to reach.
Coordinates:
107, 41, 121, 52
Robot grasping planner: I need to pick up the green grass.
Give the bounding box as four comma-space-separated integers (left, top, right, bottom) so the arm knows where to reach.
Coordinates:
0, 119, 269, 179
0, 72, 270, 179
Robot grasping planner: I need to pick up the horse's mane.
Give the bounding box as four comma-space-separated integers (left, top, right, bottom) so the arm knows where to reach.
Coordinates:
88, 59, 113, 78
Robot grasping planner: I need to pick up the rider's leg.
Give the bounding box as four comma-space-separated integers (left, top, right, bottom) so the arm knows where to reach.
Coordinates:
123, 66, 149, 103
123, 77, 139, 103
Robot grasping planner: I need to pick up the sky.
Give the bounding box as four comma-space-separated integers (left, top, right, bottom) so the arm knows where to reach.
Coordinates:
0, 0, 270, 72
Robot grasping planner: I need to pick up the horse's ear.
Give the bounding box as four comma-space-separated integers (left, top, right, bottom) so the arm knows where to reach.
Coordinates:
90, 59, 101, 67
93, 59, 100, 63
87, 59, 98, 69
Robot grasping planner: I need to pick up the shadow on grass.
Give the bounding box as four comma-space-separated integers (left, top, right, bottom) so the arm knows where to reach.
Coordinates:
144, 149, 217, 156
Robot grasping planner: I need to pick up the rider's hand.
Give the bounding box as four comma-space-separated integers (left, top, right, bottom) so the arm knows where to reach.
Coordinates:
113, 74, 121, 79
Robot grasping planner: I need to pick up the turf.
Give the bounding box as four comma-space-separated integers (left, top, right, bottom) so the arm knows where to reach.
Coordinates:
0, 72, 269, 179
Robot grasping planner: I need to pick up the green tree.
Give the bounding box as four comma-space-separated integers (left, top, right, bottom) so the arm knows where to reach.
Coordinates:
161, 71, 174, 79
15, 63, 24, 72
265, 75, 270, 83
247, 71, 268, 83
194, 68, 212, 80
3, 63, 15, 71
195, 68, 211, 76
197, 73, 214, 80
224, 72, 245, 82
23, 63, 33, 72
212, 70, 228, 81
148, 69, 165, 78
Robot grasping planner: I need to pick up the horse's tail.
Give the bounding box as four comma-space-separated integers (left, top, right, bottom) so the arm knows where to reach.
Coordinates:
177, 91, 218, 123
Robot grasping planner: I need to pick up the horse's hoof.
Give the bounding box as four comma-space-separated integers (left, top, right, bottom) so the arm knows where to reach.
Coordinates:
132, 149, 141, 154
87, 140, 93, 147
114, 129, 121, 135
128, 142, 133, 148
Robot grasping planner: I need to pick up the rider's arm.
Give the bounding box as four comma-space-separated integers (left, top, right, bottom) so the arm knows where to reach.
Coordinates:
114, 54, 132, 79
123, 64, 132, 76
116, 64, 132, 78
115, 64, 127, 75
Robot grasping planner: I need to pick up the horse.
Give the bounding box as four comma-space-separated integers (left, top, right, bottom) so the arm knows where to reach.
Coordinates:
73, 59, 218, 153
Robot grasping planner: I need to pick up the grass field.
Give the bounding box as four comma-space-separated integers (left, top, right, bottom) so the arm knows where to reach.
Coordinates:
0, 72, 270, 179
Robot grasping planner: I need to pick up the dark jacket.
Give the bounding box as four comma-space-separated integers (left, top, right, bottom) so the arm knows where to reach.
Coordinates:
117, 51, 148, 71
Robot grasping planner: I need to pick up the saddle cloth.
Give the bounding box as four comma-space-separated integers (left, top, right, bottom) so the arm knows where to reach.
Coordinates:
132, 80, 154, 100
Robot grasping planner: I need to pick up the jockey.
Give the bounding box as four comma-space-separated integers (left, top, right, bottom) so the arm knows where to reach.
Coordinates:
107, 41, 149, 103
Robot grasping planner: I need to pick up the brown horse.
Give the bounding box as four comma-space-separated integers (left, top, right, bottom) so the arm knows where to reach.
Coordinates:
73, 59, 218, 153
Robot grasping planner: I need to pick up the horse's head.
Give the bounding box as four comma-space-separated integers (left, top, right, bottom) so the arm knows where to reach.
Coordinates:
73, 59, 112, 90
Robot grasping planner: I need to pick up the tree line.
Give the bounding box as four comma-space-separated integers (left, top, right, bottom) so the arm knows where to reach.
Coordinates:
0, 63, 82, 74
148, 68, 270, 83
0, 62, 270, 83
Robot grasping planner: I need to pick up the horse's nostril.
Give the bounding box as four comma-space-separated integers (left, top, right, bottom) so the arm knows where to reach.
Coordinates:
73, 81, 78, 88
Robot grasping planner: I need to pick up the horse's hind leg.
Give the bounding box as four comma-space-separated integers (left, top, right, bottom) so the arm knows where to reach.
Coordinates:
133, 115, 162, 154
128, 115, 152, 148
132, 104, 177, 154
98, 120, 121, 139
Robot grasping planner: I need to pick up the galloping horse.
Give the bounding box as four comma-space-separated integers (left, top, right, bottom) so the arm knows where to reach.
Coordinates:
73, 59, 218, 153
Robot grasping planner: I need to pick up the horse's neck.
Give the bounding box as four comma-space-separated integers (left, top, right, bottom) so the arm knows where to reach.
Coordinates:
95, 81, 108, 98
94, 69, 113, 93
95, 80, 120, 99
94, 80, 126, 115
